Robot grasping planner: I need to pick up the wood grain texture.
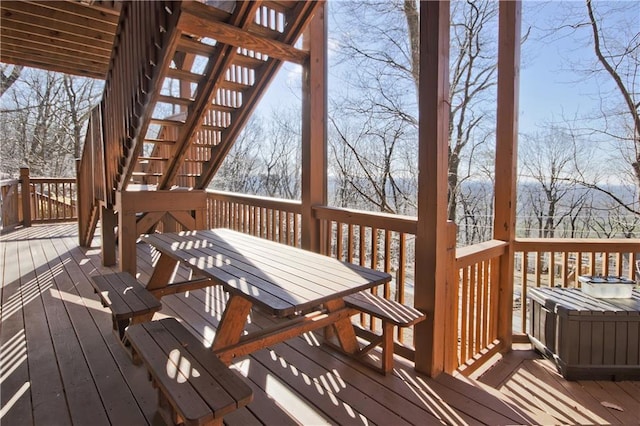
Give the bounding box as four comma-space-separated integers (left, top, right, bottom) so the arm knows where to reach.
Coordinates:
4, 224, 640, 425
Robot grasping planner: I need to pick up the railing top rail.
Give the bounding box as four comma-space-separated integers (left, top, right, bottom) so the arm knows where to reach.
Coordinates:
514, 238, 640, 252
28, 178, 77, 184
456, 239, 508, 268
206, 189, 302, 212
313, 205, 417, 235
0, 179, 19, 186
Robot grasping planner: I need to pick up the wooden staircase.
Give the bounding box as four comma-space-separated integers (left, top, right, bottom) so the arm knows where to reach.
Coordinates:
120, 1, 321, 191
78, 0, 323, 246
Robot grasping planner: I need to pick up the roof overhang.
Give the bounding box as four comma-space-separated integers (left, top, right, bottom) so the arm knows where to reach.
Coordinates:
0, 0, 121, 79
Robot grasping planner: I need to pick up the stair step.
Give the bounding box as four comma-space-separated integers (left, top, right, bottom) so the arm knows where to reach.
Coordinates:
209, 103, 237, 113
149, 118, 185, 127
177, 36, 217, 57
144, 138, 176, 145
232, 53, 268, 68
200, 124, 226, 131
219, 80, 252, 92
158, 94, 193, 106
166, 67, 203, 83
138, 157, 168, 161
132, 172, 163, 177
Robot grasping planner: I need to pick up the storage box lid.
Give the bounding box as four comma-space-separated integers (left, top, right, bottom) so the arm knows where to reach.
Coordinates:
578, 275, 635, 285
528, 287, 640, 316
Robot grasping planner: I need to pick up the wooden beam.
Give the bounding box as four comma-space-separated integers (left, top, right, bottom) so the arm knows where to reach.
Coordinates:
178, 2, 309, 65
0, 44, 107, 73
118, 190, 206, 214
301, 2, 327, 253
415, 0, 450, 377
15, 1, 118, 33
0, 53, 106, 79
1, 27, 112, 59
493, 0, 522, 351
0, 6, 115, 42
101, 205, 117, 266
20, 167, 31, 227
30, 0, 121, 22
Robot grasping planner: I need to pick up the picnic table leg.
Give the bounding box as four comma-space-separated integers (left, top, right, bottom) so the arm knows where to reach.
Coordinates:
145, 253, 178, 295
212, 295, 253, 364
325, 299, 359, 354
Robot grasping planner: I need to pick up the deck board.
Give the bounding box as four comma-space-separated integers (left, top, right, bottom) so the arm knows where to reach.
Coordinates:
2, 224, 639, 425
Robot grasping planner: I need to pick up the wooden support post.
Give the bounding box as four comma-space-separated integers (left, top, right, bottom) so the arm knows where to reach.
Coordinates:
117, 191, 138, 275
20, 167, 31, 227
444, 222, 459, 373
101, 205, 117, 266
415, 0, 450, 377
115, 190, 207, 275
494, 1, 522, 350
301, 3, 327, 253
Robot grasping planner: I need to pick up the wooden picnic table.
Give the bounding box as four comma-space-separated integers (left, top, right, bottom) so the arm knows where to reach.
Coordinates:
142, 228, 391, 364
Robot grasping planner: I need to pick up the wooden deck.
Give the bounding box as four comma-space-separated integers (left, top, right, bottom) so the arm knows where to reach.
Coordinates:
2, 224, 638, 425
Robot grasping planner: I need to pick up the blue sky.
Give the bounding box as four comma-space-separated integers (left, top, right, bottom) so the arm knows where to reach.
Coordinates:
256, 1, 638, 140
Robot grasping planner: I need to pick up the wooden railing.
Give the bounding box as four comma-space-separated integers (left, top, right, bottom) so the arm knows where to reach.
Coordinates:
206, 190, 302, 246
0, 178, 20, 233
449, 238, 508, 373
29, 178, 77, 223
203, 190, 639, 375
0, 168, 77, 232
77, 105, 105, 246
314, 205, 418, 348
100, 1, 180, 205
513, 239, 639, 333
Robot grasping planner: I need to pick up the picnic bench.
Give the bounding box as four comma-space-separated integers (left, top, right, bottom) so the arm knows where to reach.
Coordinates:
90, 272, 162, 346
125, 318, 253, 426
344, 291, 426, 374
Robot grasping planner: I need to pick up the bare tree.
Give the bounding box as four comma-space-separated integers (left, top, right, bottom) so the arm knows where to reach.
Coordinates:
519, 128, 591, 238
211, 115, 262, 193
535, 1, 639, 217
585, 0, 639, 203
211, 108, 301, 200
329, 0, 499, 227
329, 110, 415, 214
0, 69, 100, 177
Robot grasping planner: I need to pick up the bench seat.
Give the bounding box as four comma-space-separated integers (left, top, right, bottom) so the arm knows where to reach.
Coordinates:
344, 291, 426, 374
125, 318, 253, 426
90, 272, 162, 342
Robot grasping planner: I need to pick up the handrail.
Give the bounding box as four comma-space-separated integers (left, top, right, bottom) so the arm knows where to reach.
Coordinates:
101, 1, 181, 204
77, 105, 104, 246
1, 169, 77, 230
313, 205, 417, 234
456, 240, 508, 269
449, 237, 507, 374
313, 205, 418, 352
207, 190, 302, 213
206, 190, 302, 246
514, 238, 638, 252
29, 177, 77, 223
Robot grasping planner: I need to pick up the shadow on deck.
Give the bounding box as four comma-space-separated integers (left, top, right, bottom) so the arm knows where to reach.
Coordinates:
1, 224, 638, 425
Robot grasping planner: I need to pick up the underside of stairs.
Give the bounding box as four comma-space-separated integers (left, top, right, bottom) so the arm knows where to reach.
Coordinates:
110, 0, 321, 196
78, 0, 322, 246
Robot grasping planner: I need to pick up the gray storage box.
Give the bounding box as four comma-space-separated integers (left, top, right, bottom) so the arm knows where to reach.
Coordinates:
528, 287, 640, 380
